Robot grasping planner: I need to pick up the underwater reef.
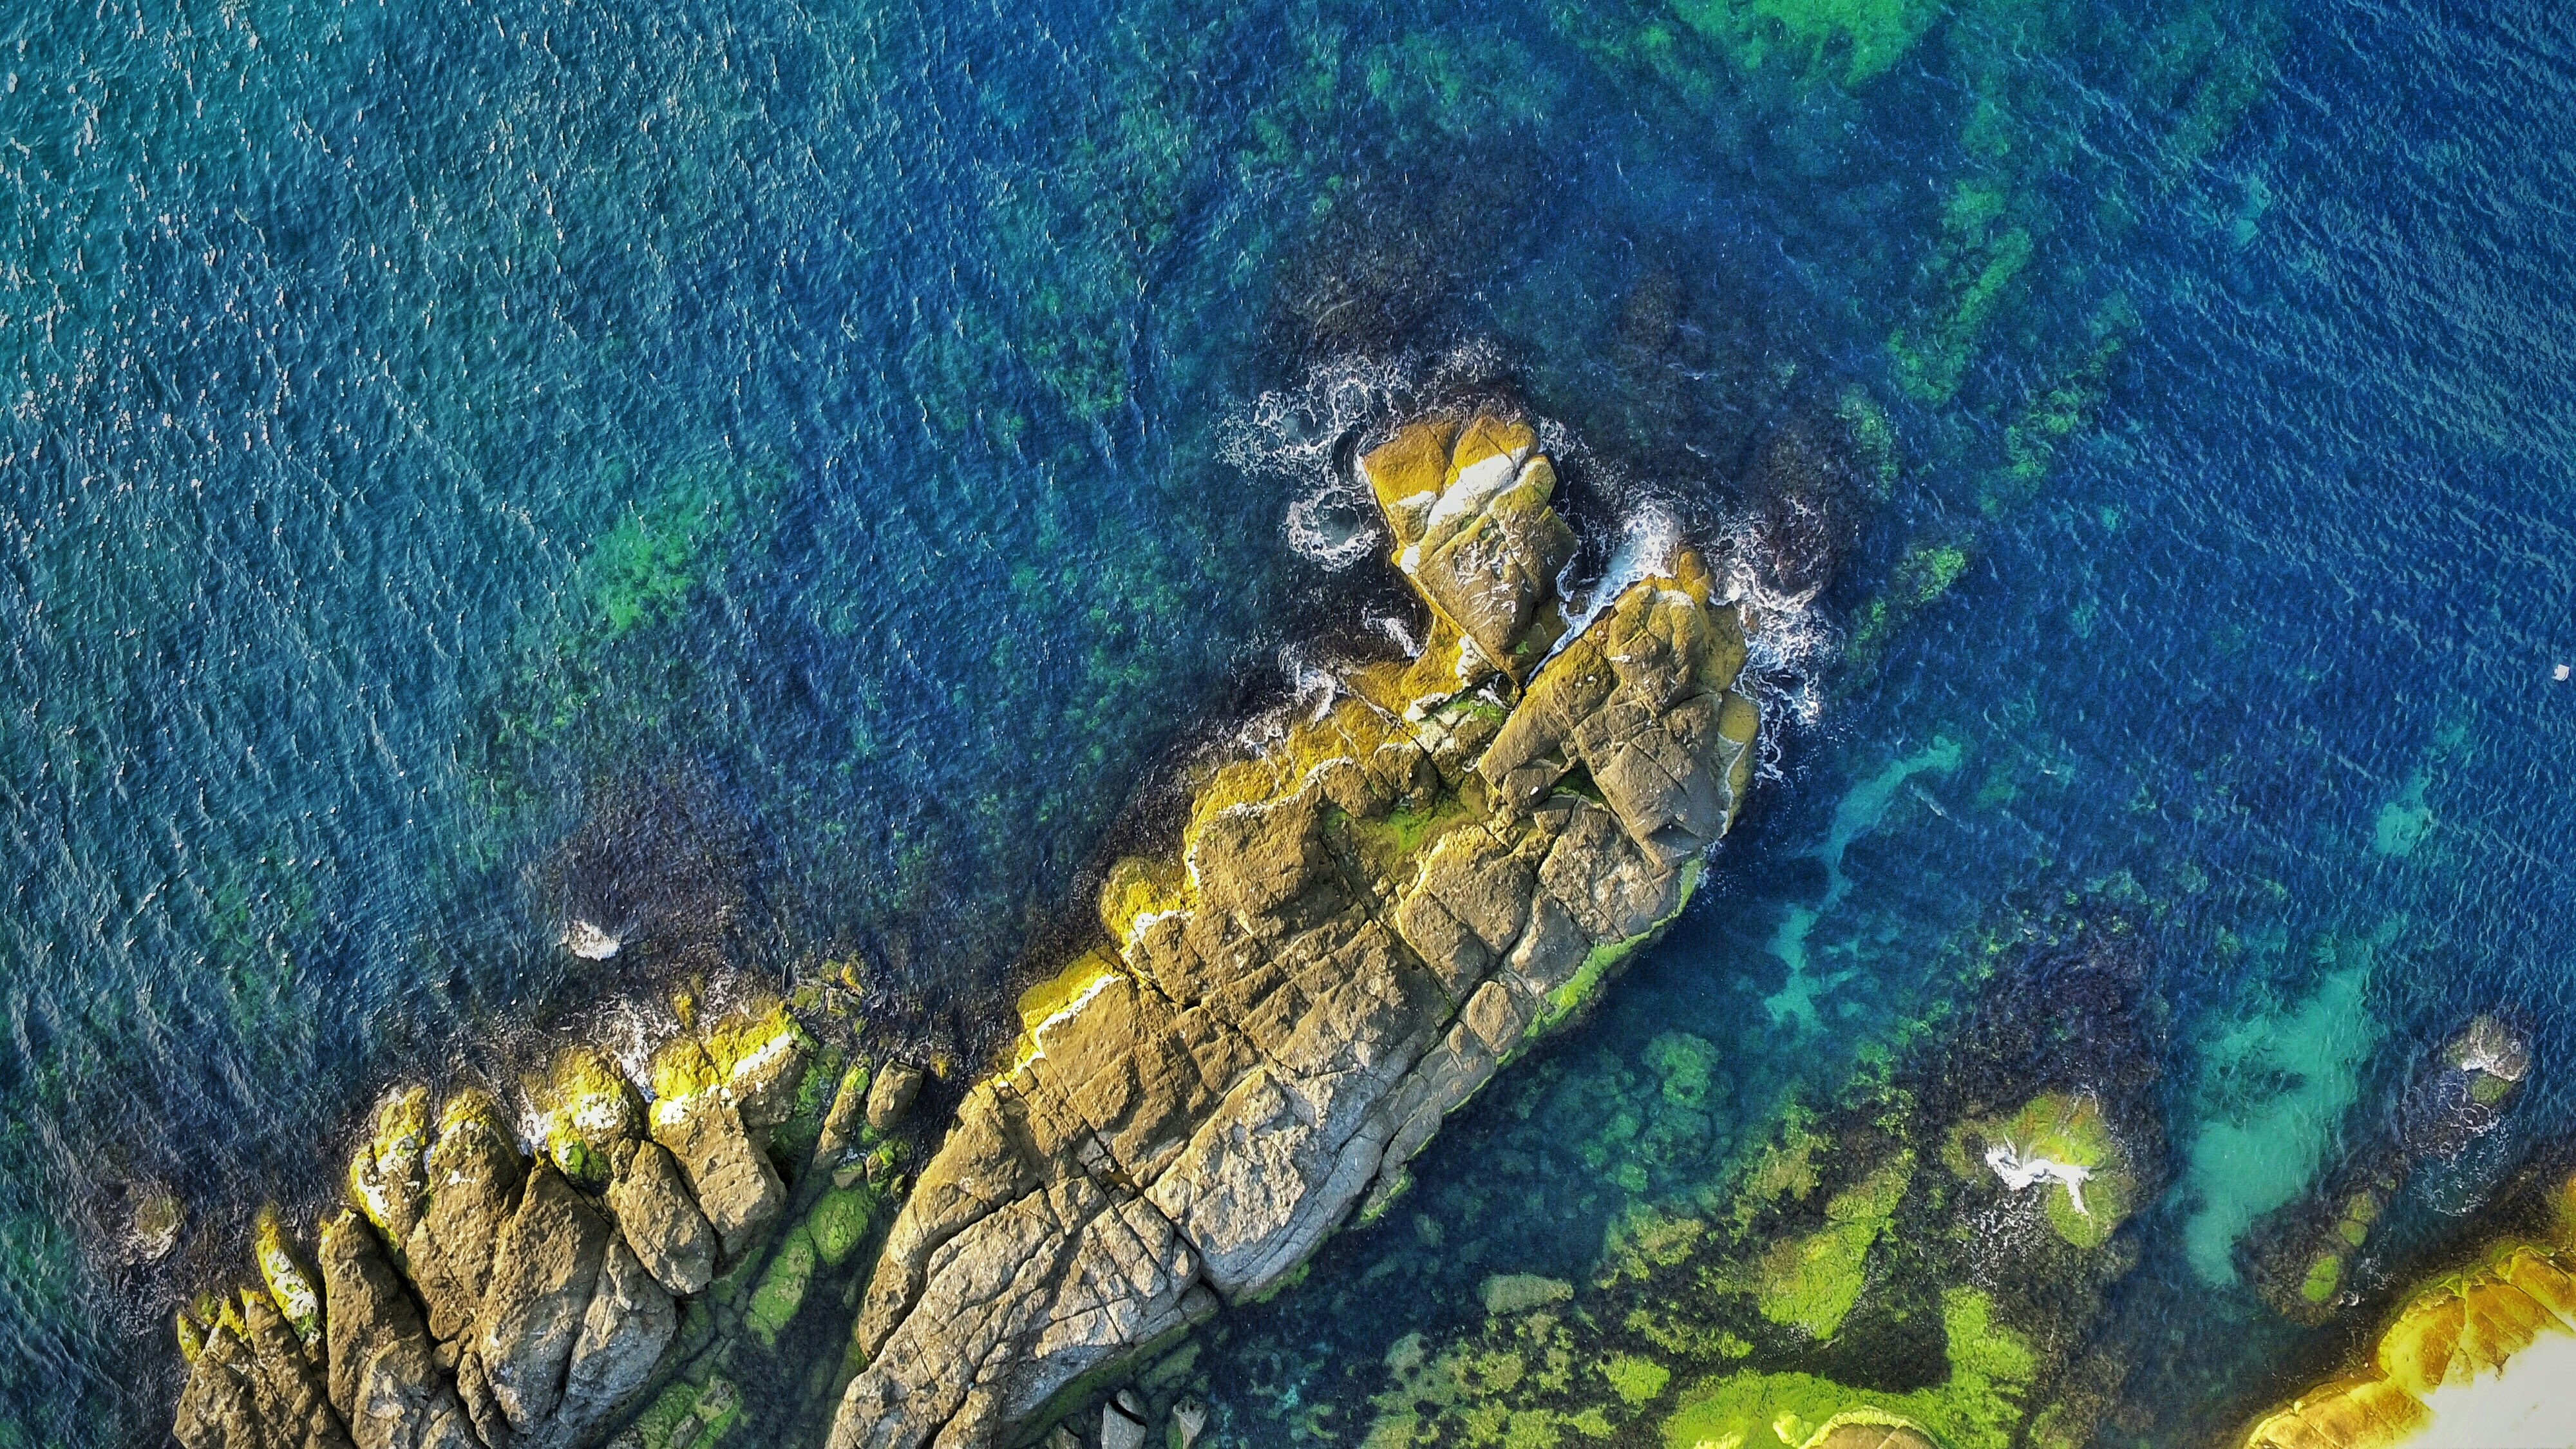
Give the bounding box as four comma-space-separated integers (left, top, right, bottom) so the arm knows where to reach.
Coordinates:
2241, 1157, 2576, 1448
1272, 911, 2174, 1449
160, 409, 1767, 1449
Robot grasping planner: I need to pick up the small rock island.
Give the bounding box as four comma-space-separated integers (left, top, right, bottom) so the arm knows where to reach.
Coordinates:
166, 410, 1767, 1449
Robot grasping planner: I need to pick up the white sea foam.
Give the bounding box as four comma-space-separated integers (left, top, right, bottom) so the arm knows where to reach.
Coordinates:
1228, 345, 1510, 570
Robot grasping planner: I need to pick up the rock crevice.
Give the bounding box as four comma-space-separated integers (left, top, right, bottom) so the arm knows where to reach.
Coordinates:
173, 1006, 826, 1449
828, 413, 1763, 1449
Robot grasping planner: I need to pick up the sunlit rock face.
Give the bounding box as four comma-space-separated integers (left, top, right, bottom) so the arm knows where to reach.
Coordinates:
169, 1003, 861, 1449
828, 412, 1764, 1449
164, 410, 1766, 1449
2242, 1171, 2576, 1449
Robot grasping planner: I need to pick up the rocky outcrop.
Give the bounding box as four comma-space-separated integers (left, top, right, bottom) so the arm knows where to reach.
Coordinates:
317, 1211, 478, 1449
2242, 1016, 2532, 1323
827, 412, 1763, 1449
172, 1002, 835, 1449
603, 1142, 717, 1298
2242, 1170, 2576, 1449
169, 410, 1768, 1449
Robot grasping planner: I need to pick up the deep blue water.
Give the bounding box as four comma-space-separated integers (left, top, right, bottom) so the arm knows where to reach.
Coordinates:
5, 0, 2573, 1444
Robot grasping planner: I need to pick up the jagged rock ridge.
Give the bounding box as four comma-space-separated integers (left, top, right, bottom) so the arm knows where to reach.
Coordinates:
827, 412, 1764, 1449
167, 410, 1765, 1449
170, 1005, 858, 1449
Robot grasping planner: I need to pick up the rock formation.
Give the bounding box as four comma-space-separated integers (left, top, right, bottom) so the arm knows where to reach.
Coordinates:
168, 408, 1766, 1449
171, 1003, 840, 1449
2241, 1015, 2533, 1324
826, 412, 1762, 1449
2242, 1168, 2576, 1449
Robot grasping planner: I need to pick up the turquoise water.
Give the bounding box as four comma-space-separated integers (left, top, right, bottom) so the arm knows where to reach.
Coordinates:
6, 0, 2575, 1444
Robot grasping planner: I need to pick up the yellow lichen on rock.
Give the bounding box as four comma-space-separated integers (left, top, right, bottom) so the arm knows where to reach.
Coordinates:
1360, 416, 1463, 545
1011, 950, 1125, 1070
1361, 412, 1575, 677
251, 1204, 323, 1347
347, 1083, 431, 1245
2242, 1177, 2576, 1449
529, 1045, 643, 1186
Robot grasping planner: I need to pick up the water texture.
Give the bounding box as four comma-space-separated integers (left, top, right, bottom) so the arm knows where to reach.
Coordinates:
3, 0, 2572, 1445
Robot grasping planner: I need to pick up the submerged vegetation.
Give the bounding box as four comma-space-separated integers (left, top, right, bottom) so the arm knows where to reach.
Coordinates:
8, 0, 2477, 1446
1204, 911, 2169, 1449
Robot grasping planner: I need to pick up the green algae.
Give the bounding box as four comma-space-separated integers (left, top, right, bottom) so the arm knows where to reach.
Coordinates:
1987, 317, 2128, 515
743, 1224, 819, 1349
770, 1048, 855, 1169
1482, 1275, 1576, 1317
1662, 1290, 2034, 1449
1953, 1094, 2132, 1250
1644, 1034, 1723, 1112
1835, 387, 1901, 500
1668, 0, 1937, 88
1736, 1153, 1912, 1339
471, 456, 783, 817
1847, 539, 1973, 665
634, 1375, 743, 1449
1604, 1356, 1673, 1408
807, 1186, 878, 1268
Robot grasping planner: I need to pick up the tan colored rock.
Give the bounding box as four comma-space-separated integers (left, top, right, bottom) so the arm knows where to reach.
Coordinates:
649, 1091, 784, 1260
527, 1046, 643, 1189
317, 1206, 438, 1423
348, 1086, 433, 1251
547, 1240, 677, 1446
837, 1178, 1206, 1449
316, 1213, 456, 1434
404, 1088, 524, 1349
173, 1290, 355, 1449
1359, 412, 1571, 674
1393, 824, 1536, 1000
828, 414, 1761, 1449
605, 1140, 717, 1297
348, 1343, 482, 1449
475, 1164, 612, 1435
868, 1062, 927, 1131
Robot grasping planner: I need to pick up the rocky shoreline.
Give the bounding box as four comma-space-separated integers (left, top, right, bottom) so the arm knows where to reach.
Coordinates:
2243, 1162, 2576, 1448
166, 410, 1766, 1449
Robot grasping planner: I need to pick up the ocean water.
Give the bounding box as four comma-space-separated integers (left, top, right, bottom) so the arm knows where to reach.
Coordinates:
3, 0, 2573, 1445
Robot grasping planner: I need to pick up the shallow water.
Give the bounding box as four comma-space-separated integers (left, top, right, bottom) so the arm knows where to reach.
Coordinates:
5, 0, 2575, 1445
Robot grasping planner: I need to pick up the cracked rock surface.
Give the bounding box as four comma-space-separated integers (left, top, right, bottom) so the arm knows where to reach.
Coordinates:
829, 413, 1761, 1449
172, 1007, 816, 1449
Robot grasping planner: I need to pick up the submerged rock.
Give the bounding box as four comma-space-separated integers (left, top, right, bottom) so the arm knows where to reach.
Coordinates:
828, 411, 1762, 1449
562, 920, 621, 961
132, 1185, 187, 1262
2242, 1014, 2534, 1325
2242, 1170, 2576, 1448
